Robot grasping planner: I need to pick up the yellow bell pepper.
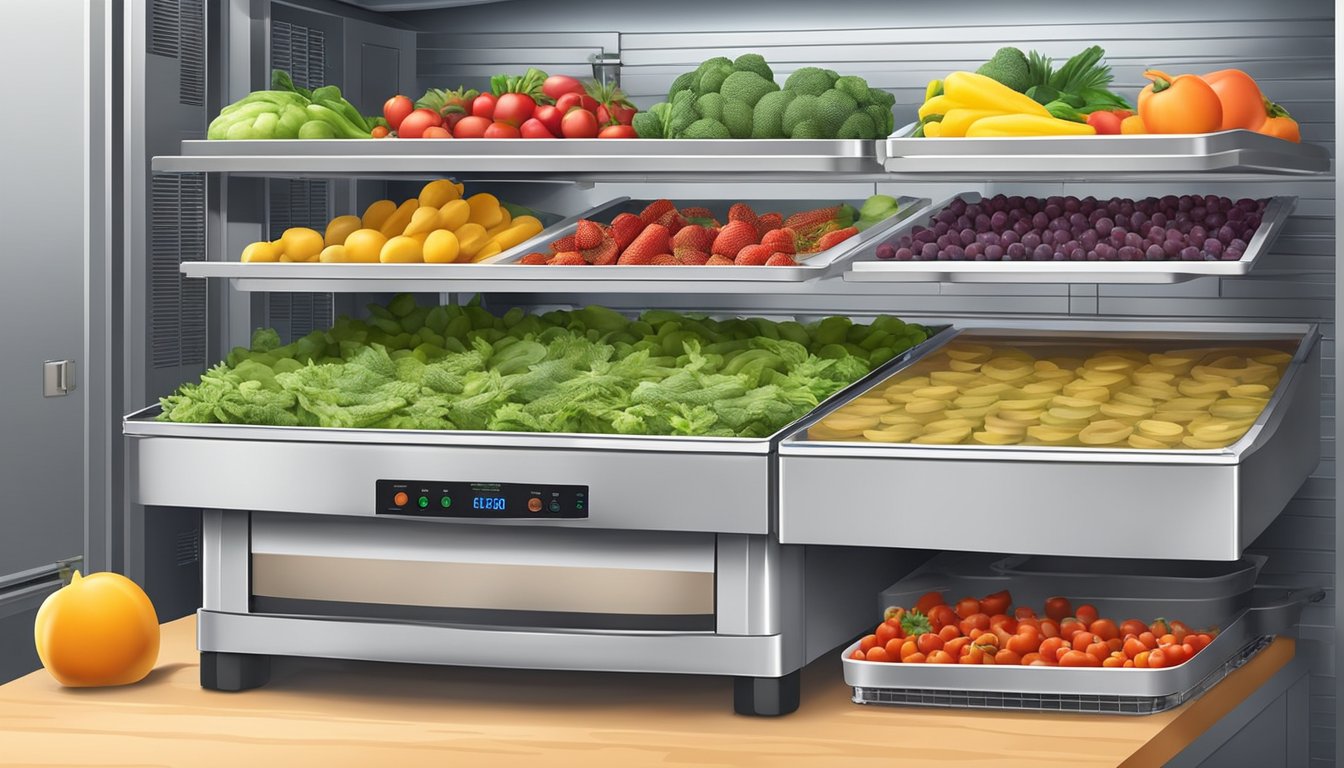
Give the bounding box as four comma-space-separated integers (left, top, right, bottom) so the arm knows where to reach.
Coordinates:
923, 120, 943, 138
924, 79, 943, 101
943, 72, 1050, 118
918, 94, 963, 121
964, 114, 1097, 137
939, 109, 1008, 138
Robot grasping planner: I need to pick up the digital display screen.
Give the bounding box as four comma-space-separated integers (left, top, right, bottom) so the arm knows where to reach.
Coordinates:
473, 496, 506, 511
377, 479, 587, 519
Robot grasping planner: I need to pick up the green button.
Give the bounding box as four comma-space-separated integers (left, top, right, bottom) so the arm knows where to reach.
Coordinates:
440, 496, 452, 508
418, 496, 429, 508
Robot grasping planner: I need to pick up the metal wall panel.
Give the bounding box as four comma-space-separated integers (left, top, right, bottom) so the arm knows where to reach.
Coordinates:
403, 0, 1335, 758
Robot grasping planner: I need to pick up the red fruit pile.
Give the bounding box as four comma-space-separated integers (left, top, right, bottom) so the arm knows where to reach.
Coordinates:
518, 200, 861, 267
849, 590, 1218, 669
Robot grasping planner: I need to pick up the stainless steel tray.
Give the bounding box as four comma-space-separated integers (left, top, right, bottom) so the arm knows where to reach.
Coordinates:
846, 193, 1296, 284
842, 553, 1323, 712
124, 323, 953, 534
154, 138, 882, 176
777, 322, 1321, 560
179, 198, 630, 293
880, 126, 1333, 176
484, 197, 929, 283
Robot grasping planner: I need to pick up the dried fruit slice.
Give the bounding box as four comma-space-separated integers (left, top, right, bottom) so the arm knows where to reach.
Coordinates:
815, 226, 859, 251
550, 234, 577, 253
519, 252, 549, 265
575, 220, 605, 250
548, 251, 586, 265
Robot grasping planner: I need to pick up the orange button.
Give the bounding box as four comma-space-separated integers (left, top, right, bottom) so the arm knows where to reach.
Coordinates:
393, 491, 409, 507
527, 498, 543, 513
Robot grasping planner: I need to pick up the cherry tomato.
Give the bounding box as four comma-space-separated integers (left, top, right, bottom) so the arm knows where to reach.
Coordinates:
1016, 617, 1041, 632
383, 95, 414, 131
1124, 637, 1148, 658
484, 121, 521, 139
884, 638, 905, 657
1045, 597, 1073, 622
900, 639, 919, 661
451, 116, 492, 139
1121, 620, 1149, 638
916, 633, 944, 655
532, 105, 564, 137
1107, 638, 1124, 654
1006, 627, 1042, 656
904, 652, 927, 664
1147, 648, 1168, 669
541, 75, 584, 101
1071, 631, 1096, 651
1019, 652, 1043, 666
990, 614, 1017, 632
992, 626, 1015, 648
927, 649, 955, 664
1102, 656, 1125, 667
938, 624, 962, 643
1015, 606, 1038, 620
1029, 658, 1056, 667
1075, 604, 1099, 626
865, 646, 892, 662
1139, 631, 1158, 649
914, 591, 945, 614
1124, 659, 1135, 668
1151, 618, 1170, 636
556, 91, 599, 114
995, 649, 1022, 665
1059, 618, 1086, 642
961, 646, 984, 664
884, 617, 906, 638
1060, 650, 1101, 667
422, 126, 451, 139
945, 637, 972, 658
519, 118, 556, 139
959, 613, 991, 635
1089, 619, 1120, 642
396, 108, 443, 139
1170, 620, 1193, 642
1134, 650, 1150, 668
1038, 619, 1059, 638
1188, 633, 1213, 653
1085, 641, 1111, 663
1162, 644, 1187, 667
979, 590, 1012, 617
470, 93, 497, 120
849, 649, 867, 661
597, 124, 638, 139
875, 623, 899, 644
1159, 634, 1177, 647
492, 93, 536, 127
1182, 642, 1196, 660
928, 605, 958, 631
859, 634, 880, 652
1039, 637, 1068, 661
955, 597, 982, 620
370, 125, 389, 139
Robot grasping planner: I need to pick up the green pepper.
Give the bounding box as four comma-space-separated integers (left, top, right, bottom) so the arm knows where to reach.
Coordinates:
303, 104, 371, 139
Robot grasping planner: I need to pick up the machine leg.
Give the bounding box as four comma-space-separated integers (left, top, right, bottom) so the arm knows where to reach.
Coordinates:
733, 670, 801, 716
200, 651, 271, 692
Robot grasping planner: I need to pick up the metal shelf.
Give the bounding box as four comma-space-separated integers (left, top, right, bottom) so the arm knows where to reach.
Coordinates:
152, 138, 881, 177
880, 128, 1333, 178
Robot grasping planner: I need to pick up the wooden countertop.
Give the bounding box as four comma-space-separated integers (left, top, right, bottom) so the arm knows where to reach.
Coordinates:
0, 617, 1292, 768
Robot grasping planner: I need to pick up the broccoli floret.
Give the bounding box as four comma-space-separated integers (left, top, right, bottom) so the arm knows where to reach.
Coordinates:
667, 70, 697, 98
976, 47, 1032, 93
783, 67, 834, 97
732, 53, 774, 82
782, 94, 822, 137
868, 87, 896, 109
751, 90, 797, 138
667, 90, 700, 137
862, 104, 894, 136
633, 109, 664, 139
833, 75, 871, 105
696, 92, 725, 123
697, 57, 736, 94
817, 89, 859, 136
722, 100, 754, 139
683, 118, 731, 139
790, 119, 827, 139
836, 111, 878, 139
719, 71, 779, 107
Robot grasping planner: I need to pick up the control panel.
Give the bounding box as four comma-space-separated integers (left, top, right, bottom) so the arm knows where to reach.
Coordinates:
376, 480, 588, 519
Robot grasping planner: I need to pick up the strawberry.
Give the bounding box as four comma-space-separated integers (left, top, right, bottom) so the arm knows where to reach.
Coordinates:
815, 226, 859, 251
676, 250, 710, 265
679, 206, 715, 220
621, 223, 671, 264
765, 253, 800, 266
706, 227, 721, 242
652, 209, 687, 235
784, 205, 842, 232
650, 253, 679, 265
519, 252, 549, 265
734, 244, 772, 266
711, 220, 759, 258
672, 224, 714, 253
550, 234, 578, 253
639, 199, 676, 225
548, 251, 586, 265
575, 220, 605, 251
706, 254, 735, 266
728, 203, 758, 227
759, 228, 797, 255
609, 213, 646, 252
755, 212, 783, 238
582, 234, 619, 265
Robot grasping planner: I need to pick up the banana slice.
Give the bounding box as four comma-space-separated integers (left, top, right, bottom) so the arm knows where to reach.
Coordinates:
1021, 380, 1065, 396
963, 382, 1015, 398
954, 394, 1002, 409
943, 405, 999, 420
982, 358, 1035, 382
862, 423, 924, 443
993, 409, 1043, 424
984, 413, 1031, 433
1149, 352, 1198, 373
1048, 404, 1102, 421
1129, 433, 1176, 449
1026, 425, 1082, 443
1100, 401, 1155, 422
1228, 384, 1272, 399
1039, 411, 1091, 428
997, 397, 1053, 411
880, 410, 945, 426
839, 403, 898, 417
1209, 398, 1268, 419
913, 385, 961, 401
1114, 391, 1156, 407
1034, 360, 1062, 373
947, 359, 984, 373
1253, 351, 1293, 366
1157, 409, 1208, 425
1183, 435, 1236, 449
945, 343, 994, 362
972, 431, 1022, 445
1179, 379, 1231, 397
1080, 370, 1129, 389
1137, 419, 1184, 439
1157, 396, 1217, 412
818, 413, 880, 434
1132, 371, 1177, 387
913, 426, 973, 445
1079, 419, 1135, 445
1192, 421, 1253, 443
928, 371, 983, 387
1084, 355, 1138, 373
1062, 381, 1112, 401
923, 418, 980, 433
905, 398, 949, 415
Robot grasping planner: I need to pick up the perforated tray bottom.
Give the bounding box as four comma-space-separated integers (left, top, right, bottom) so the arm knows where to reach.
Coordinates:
852, 635, 1274, 715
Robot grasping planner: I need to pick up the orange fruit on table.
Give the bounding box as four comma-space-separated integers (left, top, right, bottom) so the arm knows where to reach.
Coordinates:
34, 571, 160, 687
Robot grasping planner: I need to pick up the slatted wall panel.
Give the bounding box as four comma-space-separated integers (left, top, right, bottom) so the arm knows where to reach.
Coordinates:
406, 0, 1334, 760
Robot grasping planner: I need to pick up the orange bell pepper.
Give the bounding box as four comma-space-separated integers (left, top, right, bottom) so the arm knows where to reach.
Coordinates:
1259, 115, 1301, 142
1120, 115, 1147, 134
1138, 69, 1222, 134
1200, 69, 1302, 142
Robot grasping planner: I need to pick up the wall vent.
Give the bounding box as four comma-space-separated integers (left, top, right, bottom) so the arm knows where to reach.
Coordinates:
149, 174, 207, 370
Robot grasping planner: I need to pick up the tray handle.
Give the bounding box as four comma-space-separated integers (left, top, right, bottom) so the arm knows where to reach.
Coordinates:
1245, 585, 1325, 636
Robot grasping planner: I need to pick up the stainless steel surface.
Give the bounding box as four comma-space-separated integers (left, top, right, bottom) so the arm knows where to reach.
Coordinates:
153, 138, 882, 176
201, 511, 250, 613
881, 127, 1333, 177
42, 360, 76, 397
847, 193, 1298, 284
779, 323, 1321, 560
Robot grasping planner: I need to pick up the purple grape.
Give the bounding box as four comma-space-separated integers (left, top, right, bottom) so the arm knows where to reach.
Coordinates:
1079, 230, 1099, 251
1013, 220, 1031, 236
990, 211, 1008, 231
1204, 239, 1223, 257
937, 234, 954, 249
1068, 247, 1086, 261
920, 242, 939, 259
876, 243, 896, 259
1178, 196, 1194, 212
956, 216, 972, 230
960, 228, 977, 246
914, 229, 935, 244
949, 198, 967, 215
964, 243, 982, 259
1217, 225, 1236, 244
1085, 249, 1099, 261
989, 194, 1007, 208
1190, 206, 1207, 222
975, 214, 992, 231
1180, 246, 1202, 261
1095, 217, 1114, 236
1110, 227, 1128, 245
1064, 196, 1081, 212
1044, 203, 1062, 219
1124, 232, 1144, 249
1051, 229, 1069, 246
965, 204, 983, 219
1089, 209, 1107, 226
1147, 225, 1166, 243
1204, 212, 1225, 228
1190, 225, 1208, 242
1031, 211, 1049, 229
1227, 207, 1245, 223
1165, 228, 1184, 243
1151, 212, 1168, 228
985, 244, 1004, 261
1160, 195, 1178, 209
1244, 214, 1261, 230
1006, 243, 1026, 260
1007, 196, 1024, 210
1024, 198, 1040, 214
937, 210, 958, 225
1000, 230, 1019, 246
933, 221, 950, 236
1229, 238, 1248, 252
1031, 244, 1053, 260
1096, 243, 1117, 260
1223, 247, 1243, 261
945, 244, 965, 260
1129, 212, 1148, 230
1116, 246, 1138, 261
1069, 212, 1088, 230
1145, 244, 1165, 261
895, 246, 915, 261
1022, 232, 1042, 250
1162, 240, 1182, 258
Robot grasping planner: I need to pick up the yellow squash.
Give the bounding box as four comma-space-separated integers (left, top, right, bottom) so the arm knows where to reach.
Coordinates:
964, 114, 1097, 137
943, 71, 1051, 118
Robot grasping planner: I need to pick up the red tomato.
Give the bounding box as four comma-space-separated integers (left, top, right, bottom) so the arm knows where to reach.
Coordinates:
938, 624, 961, 643
1038, 637, 1068, 661
899, 639, 919, 660
533, 105, 564, 136
396, 108, 443, 139
1016, 617, 1041, 632
1089, 619, 1120, 642
597, 103, 637, 126
1124, 637, 1148, 658
1147, 648, 1168, 669
955, 597, 981, 620
994, 649, 1022, 665
926, 650, 955, 664
370, 125, 389, 139
1018, 653, 1044, 666
1005, 627, 1042, 656
542, 75, 585, 101
1015, 606, 1038, 620
1120, 620, 1149, 638
1162, 643, 1188, 666
914, 591, 945, 615
858, 634, 880, 652
904, 652, 927, 664
1086, 110, 1123, 135
1059, 650, 1101, 667
884, 637, 905, 657
561, 108, 599, 138
471, 93, 497, 120
865, 646, 892, 662
1038, 619, 1058, 638
875, 622, 899, 644
1072, 631, 1096, 650
421, 126, 451, 139
598, 124, 638, 139
849, 649, 867, 661
483, 121, 521, 139
1085, 641, 1111, 663
916, 633, 944, 655
958, 613, 991, 636
927, 605, 958, 631
1045, 597, 1072, 622
1188, 633, 1213, 653
980, 591, 1012, 617
1138, 631, 1158, 649
557, 92, 599, 114
1075, 604, 1099, 626
519, 118, 556, 139
1059, 618, 1086, 642
1107, 638, 1124, 654
493, 93, 537, 127
1169, 620, 1193, 642
452, 116, 492, 139
991, 615, 1018, 633
1150, 618, 1170, 636
944, 637, 971, 658
383, 95, 414, 131
884, 617, 906, 639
